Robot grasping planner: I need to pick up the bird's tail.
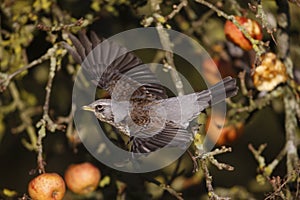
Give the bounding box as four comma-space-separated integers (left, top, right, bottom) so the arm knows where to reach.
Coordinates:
196, 76, 238, 106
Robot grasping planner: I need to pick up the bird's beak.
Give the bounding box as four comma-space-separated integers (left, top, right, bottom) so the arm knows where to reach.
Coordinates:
82, 105, 94, 112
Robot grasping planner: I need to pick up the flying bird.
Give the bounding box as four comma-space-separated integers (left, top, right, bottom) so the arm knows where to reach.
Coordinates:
63, 30, 238, 154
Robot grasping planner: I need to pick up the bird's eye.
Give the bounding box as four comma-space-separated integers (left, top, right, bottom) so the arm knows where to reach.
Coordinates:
95, 105, 104, 112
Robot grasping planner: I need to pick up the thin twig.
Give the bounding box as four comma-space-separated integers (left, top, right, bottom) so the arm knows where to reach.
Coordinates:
165, 0, 188, 20
41, 47, 65, 132
200, 158, 230, 200
145, 176, 184, 200
7, 83, 38, 151
37, 17, 85, 32
265, 163, 300, 200
249, 2, 277, 45
0, 43, 65, 92
227, 86, 284, 122
36, 121, 46, 173
11, 106, 42, 134
238, 71, 249, 96
189, 147, 233, 199
248, 143, 267, 171
161, 184, 184, 200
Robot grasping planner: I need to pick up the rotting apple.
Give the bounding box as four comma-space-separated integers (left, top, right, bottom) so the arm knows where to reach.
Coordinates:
224, 16, 263, 51
28, 173, 66, 200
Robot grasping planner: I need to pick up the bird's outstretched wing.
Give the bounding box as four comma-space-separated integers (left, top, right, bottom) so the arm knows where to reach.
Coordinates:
63, 30, 167, 101
64, 30, 180, 153
131, 121, 193, 153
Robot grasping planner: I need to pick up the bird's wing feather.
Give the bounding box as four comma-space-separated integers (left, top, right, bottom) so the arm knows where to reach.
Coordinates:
63, 30, 167, 101
131, 121, 192, 153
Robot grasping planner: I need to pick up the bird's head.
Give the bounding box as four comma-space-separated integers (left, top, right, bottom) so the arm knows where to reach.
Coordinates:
82, 99, 113, 122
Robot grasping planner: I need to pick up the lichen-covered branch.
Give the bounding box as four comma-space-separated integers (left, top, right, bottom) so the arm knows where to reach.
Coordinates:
276, 0, 299, 183
283, 87, 299, 180
33, 44, 67, 173
37, 17, 86, 32
156, 23, 185, 96
200, 157, 230, 200
40, 45, 66, 132
190, 146, 233, 199
250, 2, 277, 44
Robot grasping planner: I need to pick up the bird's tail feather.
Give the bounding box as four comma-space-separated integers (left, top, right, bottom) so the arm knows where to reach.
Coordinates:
196, 76, 238, 106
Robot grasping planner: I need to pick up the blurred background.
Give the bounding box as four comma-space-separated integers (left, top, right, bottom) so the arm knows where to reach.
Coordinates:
0, 0, 299, 199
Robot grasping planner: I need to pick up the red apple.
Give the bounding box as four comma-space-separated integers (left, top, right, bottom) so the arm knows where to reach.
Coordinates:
28, 173, 66, 200
224, 16, 263, 50
64, 162, 101, 195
